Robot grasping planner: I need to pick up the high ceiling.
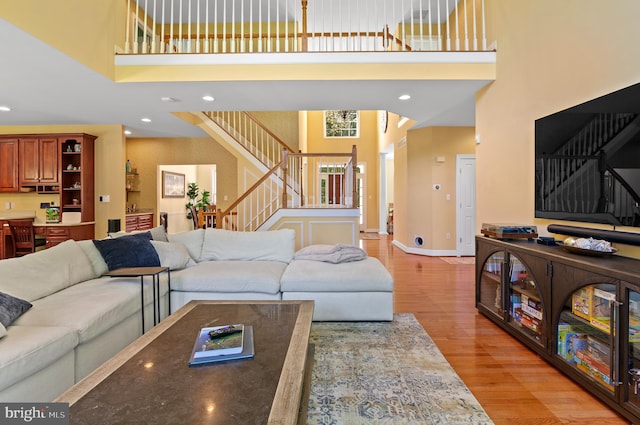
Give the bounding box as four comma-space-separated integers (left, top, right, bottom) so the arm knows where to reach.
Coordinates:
0, 17, 492, 138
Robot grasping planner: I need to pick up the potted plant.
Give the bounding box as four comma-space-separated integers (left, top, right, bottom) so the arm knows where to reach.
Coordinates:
46, 206, 60, 223
185, 182, 199, 220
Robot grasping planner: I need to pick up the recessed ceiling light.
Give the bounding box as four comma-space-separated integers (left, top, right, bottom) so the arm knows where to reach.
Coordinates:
398, 94, 411, 101
0, 106, 11, 112
124, 130, 132, 135
202, 95, 215, 102
141, 117, 152, 123
161, 97, 178, 102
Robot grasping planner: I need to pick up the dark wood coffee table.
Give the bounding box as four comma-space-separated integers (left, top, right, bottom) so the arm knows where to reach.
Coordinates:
56, 300, 314, 425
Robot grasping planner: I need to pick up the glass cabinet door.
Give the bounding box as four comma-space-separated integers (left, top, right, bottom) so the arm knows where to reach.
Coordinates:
507, 254, 544, 346
557, 284, 616, 393
478, 252, 505, 320
627, 289, 640, 408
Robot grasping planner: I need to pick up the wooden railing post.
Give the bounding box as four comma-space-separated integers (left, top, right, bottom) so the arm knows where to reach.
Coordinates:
282, 148, 289, 208
301, 0, 308, 52
351, 145, 358, 208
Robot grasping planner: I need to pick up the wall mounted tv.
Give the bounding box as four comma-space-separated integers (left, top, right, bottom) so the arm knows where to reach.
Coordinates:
535, 82, 640, 227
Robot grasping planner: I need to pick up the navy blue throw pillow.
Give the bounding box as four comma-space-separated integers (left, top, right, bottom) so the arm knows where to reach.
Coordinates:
93, 232, 160, 271
0, 291, 32, 327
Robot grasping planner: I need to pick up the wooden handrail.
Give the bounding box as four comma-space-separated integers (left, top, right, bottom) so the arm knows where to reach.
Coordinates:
216, 142, 358, 231
243, 112, 296, 154
217, 161, 283, 226
163, 30, 392, 53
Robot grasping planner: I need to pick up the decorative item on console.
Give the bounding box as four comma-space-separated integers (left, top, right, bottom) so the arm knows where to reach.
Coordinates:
481, 223, 538, 240
560, 237, 617, 256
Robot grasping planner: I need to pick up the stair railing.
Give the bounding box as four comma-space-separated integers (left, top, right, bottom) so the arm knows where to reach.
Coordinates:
217, 146, 357, 231
204, 111, 295, 169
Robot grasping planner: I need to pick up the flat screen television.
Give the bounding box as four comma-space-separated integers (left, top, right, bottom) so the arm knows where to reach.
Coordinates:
535, 82, 640, 227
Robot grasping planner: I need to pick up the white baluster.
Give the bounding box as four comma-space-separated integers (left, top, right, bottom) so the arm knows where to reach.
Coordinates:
133, 0, 139, 53
195, 0, 200, 53
463, 0, 468, 51
482, 0, 487, 50
472, 0, 477, 50
204, 0, 209, 53
125, 0, 131, 53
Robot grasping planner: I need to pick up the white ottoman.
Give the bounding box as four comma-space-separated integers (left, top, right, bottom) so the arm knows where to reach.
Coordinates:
280, 257, 394, 321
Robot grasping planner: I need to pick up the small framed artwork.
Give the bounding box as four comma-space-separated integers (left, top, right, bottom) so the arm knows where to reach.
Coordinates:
162, 171, 185, 198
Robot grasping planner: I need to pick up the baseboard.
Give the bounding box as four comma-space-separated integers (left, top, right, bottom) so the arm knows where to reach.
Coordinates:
391, 239, 457, 257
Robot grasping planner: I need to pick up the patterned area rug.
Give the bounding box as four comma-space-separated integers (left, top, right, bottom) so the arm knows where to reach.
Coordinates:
440, 257, 475, 265
306, 314, 493, 425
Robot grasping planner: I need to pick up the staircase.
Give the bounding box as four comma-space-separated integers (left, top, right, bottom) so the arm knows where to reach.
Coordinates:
536, 112, 640, 226
198, 111, 358, 231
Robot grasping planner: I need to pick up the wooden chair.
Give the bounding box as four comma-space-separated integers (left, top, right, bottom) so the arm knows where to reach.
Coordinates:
189, 205, 199, 230
201, 205, 217, 228
7, 219, 46, 257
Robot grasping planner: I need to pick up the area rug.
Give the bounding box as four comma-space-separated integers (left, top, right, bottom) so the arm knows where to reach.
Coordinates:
359, 233, 380, 240
440, 257, 475, 265
306, 314, 493, 425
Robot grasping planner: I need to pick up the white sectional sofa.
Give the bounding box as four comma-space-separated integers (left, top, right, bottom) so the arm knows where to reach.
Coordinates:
0, 227, 393, 402
0, 239, 169, 402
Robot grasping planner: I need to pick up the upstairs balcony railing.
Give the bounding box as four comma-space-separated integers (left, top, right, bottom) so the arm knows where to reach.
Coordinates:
124, 0, 488, 55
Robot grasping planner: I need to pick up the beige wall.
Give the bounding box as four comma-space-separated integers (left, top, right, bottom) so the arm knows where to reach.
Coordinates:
477, 0, 640, 250
249, 111, 299, 151
0, 0, 125, 80
306, 110, 380, 231
399, 126, 475, 253
126, 137, 238, 228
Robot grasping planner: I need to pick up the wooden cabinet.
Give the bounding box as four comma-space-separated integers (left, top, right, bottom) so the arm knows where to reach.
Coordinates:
0, 134, 96, 218
60, 135, 96, 222
125, 213, 154, 232
19, 137, 59, 191
0, 139, 19, 192
476, 236, 640, 423
34, 223, 95, 249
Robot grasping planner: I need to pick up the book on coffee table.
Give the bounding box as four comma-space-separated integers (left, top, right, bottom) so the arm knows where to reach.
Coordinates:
189, 325, 254, 366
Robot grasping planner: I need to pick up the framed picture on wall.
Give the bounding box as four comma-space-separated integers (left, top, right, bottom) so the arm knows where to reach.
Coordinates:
162, 171, 185, 198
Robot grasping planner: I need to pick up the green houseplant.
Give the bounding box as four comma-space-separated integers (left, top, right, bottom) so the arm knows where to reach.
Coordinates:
45, 206, 60, 223
186, 183, 213, 219
185, 182, 199, 219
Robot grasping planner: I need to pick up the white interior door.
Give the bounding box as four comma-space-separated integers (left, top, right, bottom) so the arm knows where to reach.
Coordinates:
456, 155, 476, 256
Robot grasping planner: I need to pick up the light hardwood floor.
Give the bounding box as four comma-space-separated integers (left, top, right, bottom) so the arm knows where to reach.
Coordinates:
360, 235, 631, 425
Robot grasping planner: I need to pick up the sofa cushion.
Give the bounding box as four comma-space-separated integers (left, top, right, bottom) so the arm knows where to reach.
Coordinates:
76, 240, 109, 276
13, 276, 164, 344
150, 241, 195, 270
93, 232, 160, 271
168, 229, 205, 262
200, 228, 295, 263
280, 258, 394, 292
293, 244, 368, 263
0, 239, 97, 302
110, 225, 168, 242
0, 292, 32, 327
171, 261, 285, 295
0, 325, 78, 392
